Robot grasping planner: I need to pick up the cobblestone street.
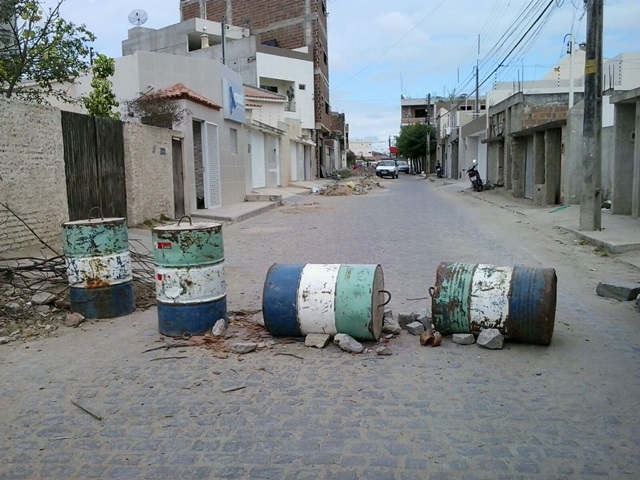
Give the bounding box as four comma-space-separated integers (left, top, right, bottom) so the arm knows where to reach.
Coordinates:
1, 176, 639, 479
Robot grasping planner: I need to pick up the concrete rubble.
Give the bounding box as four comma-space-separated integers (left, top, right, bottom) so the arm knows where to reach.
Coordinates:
230, 342, 258, 354
477, 329, 505, 350
305, 333, 331, 348
406, 321, 425, 336
596, 280, 640, 301
382, 309, 402, 335
333, 333, 364, 353
452, 333, 476, 345
211, 319, 227, 337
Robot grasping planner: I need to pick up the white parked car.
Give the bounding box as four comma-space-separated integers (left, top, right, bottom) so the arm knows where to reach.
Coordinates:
375, 160, 398, 179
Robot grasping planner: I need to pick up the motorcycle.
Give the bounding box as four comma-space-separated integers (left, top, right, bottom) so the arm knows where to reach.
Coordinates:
467, 159, 484, 192
435, 162, 444, 178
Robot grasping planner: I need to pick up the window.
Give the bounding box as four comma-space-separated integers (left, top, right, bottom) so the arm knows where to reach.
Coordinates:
230, 128, 238, 154
299, 84, 306, 90
260, 85, 278, 93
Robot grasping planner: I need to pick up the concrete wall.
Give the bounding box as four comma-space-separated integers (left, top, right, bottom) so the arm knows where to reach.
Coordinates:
0, 98, 68, 253
122, 123, 176, 225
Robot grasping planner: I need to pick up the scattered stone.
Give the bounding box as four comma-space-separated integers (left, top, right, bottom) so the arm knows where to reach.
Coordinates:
406, 321, 425, 336
213, 352, 229, 359
398, 313, 418, 329
383, 308, 393, 320
477, 329, 504, 350
211, 319, 227, 337
384, 334, 395, 340
34, 305, 50, 314
305, 333, 331, 348
230, 342, 258, 354
596, 281, 640, 301
333, 333, 364, 353
420, 331, 442, 347
416, 314, 431, 330
5, 302, 21, 314
31, 292, 57, 305
64, 312, 85, 328
376, 346, 392, 356
452, 333, 475, 345
0, 337, 9, 345
382, 317, 402, 335
54, 298, 71, 310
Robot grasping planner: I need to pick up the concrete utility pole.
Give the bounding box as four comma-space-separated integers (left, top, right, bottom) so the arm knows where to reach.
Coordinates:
426, 94, 431, 175
579, 0, 603, 231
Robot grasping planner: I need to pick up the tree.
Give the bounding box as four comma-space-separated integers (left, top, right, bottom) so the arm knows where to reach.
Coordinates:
0, 0, 95, 103
123, 93, 190, 129
346, 149, 356, 167
396, 123, 437, 173
83, 54, 119, 119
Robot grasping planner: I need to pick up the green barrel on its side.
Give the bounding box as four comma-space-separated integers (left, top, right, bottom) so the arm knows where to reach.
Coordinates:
334, 264, 385, 341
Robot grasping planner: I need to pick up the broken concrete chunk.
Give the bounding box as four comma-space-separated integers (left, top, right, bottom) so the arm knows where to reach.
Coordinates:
398, 313, 418, 329
64, 312, 85, 328
383, 308, 393, 320
305, 333, 331, 348
477, 329, 504, 350
406, 321, 425, 336
230, 342, 257, 354
31, 292, 57, 305
452, 333, 475, 345
382, 318, 402, 335
211, 319, 227, 337
333, 333, 363, 353
416, 314, 431, 330
376, 346, 392, 356
0, 337, 9, 345
596, 281, 640, 301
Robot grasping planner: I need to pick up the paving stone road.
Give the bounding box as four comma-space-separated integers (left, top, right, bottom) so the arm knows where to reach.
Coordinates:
1, 175, 639, 479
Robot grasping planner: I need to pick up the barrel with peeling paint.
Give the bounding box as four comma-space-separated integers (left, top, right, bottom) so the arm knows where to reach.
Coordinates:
61, 217, 135, 319
152, 219, 226, 336
262, 263, 388, 341
430, 263, 557, 345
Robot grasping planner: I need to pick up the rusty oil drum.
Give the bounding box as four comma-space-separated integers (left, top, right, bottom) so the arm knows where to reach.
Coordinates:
430, 263, 557, 345
152, 217, 226, 336
61, 217, 135, 319
262, 263, 389, 341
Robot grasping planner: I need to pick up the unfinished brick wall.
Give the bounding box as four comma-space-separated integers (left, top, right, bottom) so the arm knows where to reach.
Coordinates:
522, 105, 568, 130
0, 98, 69, 253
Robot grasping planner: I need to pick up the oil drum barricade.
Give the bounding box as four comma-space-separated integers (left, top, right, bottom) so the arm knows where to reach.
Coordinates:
61, 216, 135, 319
430, 263, 557, 345
152, 217, 226, 337
262, 263, 390, 341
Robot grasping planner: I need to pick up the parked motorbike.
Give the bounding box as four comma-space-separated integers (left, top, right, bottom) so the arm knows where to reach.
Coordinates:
467, 159, 484, 192
435, 162, 444, 178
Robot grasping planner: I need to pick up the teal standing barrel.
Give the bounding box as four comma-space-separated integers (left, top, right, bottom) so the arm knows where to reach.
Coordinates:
262, 263, 388, 341
61, 217, 135, 319
430, 262, 557, 345
152, 218, 226, 337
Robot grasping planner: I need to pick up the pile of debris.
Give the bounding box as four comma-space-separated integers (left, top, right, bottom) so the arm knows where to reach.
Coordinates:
318, 175, 382, 196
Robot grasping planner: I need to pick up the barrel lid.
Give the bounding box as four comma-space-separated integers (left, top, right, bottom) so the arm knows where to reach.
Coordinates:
153, 222, 222, 232
62, 217, 126, 226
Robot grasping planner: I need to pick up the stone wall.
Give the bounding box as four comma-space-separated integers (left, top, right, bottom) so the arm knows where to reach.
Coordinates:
122, 123, 176, 225
0, 98, 68, 254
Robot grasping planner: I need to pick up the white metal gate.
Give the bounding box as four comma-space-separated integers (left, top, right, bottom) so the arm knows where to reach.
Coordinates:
203, 122, 221, 208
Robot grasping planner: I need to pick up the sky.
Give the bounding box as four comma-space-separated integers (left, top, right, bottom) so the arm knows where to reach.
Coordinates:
45, 0, 640, 152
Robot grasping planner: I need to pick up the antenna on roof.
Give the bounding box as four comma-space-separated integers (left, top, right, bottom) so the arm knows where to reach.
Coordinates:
128, 9, 149, 27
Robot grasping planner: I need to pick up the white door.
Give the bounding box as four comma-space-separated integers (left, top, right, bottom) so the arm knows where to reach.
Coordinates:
297, 144, 305, 182
266, 135, 280, 187
290, 141, 298, 182
251, 130, 266, 188
203, 122, 221, 208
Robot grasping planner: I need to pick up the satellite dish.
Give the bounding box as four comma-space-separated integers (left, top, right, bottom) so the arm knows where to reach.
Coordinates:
128, 9, 149, 27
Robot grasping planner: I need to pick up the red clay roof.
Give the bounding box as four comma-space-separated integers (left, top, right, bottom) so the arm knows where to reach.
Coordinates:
153, 83, 221, 110
244, 85, 287, 101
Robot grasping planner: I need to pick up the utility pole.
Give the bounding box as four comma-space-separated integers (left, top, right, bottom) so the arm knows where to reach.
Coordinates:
222, 15, 227, 65
426, 94, 431, 175
475, 34, 480, 114
565, 34, 576, 108
579, 0, 603, 231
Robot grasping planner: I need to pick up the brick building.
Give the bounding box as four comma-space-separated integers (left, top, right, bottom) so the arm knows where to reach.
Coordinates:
180, 0, 331, 178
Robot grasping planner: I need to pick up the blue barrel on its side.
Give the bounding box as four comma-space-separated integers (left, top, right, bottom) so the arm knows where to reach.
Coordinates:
152, 220, 226, 337
61, 217, 135, 319
430, 263, 557, 345
262, 263, 387, 341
